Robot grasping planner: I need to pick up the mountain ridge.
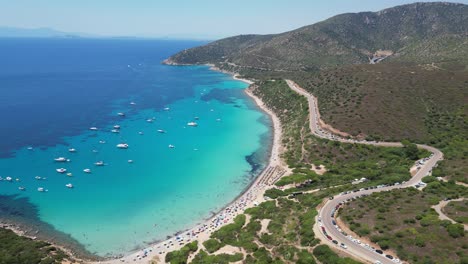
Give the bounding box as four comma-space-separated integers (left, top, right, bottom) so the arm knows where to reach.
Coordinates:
166, 2, 468, 72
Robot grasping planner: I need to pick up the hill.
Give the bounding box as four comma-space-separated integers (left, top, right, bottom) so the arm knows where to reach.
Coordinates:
166, 2, 468, 72
0, 26, 97, 38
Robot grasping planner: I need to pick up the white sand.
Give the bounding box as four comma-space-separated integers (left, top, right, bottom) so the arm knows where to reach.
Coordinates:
97, 75, 287, 264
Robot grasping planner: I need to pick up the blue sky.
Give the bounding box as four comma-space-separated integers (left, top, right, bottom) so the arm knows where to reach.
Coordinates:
0, 0, 467, 39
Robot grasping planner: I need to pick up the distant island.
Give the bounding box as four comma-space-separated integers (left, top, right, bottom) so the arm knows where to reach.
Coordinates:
0, 26, 92, 38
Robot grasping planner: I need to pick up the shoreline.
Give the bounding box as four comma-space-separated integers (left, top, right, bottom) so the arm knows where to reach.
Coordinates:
0, 220, 98, 262
97, 66, 286, 263
1, 61, 285, 264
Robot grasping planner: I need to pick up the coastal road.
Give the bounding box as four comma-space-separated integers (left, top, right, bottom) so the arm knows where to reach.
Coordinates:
286, 80, 444, 264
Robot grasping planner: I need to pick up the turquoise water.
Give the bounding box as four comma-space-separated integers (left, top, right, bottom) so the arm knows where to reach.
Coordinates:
0, 39, 271, 257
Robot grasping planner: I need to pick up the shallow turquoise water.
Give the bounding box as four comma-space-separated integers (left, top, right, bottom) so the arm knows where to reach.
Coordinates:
0, 64, 270, 256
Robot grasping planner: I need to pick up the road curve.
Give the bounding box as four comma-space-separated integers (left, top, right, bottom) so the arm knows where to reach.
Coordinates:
285, 80, 444, 264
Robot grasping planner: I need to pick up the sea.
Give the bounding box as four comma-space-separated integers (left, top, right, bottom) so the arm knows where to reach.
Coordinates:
0, 38, 271, 258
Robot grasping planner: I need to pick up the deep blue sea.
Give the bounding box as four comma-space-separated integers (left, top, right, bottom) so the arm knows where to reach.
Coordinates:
0, 38, 271, 257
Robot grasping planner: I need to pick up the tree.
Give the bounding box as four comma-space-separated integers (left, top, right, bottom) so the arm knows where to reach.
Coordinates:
402, 140, 419, 160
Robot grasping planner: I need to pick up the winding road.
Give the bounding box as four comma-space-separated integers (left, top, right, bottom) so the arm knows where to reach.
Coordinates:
286, 80, 444, 264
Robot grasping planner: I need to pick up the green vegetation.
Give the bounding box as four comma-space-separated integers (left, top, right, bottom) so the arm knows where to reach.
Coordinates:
444, 200, 468, 224
313, 245, 361, 264
163, 5, 468, 262
340, 187, 468, 264
168, 3, 468, 72
192, 250, 243, 264
0, 228, 70, 264
165, 241, 198, 264
253, 80, 425, 190
293, 63, 468, 183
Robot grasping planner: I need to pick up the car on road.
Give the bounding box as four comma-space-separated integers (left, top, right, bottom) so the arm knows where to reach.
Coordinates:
340, 243, 347, 249
386, 254, 394, 260
375, 249, 383, 254
332, 240, 338, 244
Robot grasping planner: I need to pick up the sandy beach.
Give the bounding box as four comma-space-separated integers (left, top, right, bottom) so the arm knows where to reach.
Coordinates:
97, 73, 287, 264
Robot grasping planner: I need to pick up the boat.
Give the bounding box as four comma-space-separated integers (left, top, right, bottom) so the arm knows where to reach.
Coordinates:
89, 127, 98, 131
216, 118, 221, 122
157, 129, 165, 133
37, 187, 45, 192
146, 119, 154, 123
66, 173, 73, 177
35, 176, 42, 180
128, 160, 133, 163
138, 131, 144, 135
65, 183, 73, 188
27, 147, 33, 150
94, 161, 104, 166
68, 148, 77, 153
118, 112, 125, 117
164, 107, 170, 111
111, 129, 120, 133
168, 144, 175, 149
54, 157, 68, 162
99, 140, 106, 144
83, 168, 91, 173
56, 168, 67, 173
18, 187, 26, 191
5, 177, 12, 182
116, 143, 129, 149
113, 125, 121, 129
194, 117, 200, 120
92, 149, 99, 153
130, 102, 136, 105
187, 122, 198, 127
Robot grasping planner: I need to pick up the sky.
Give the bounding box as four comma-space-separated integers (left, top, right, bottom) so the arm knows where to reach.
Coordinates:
0, 0, 467, 39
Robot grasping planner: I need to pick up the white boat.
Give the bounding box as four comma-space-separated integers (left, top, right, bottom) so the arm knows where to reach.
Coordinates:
83, 168, 91, 173
118, 112, 125, 117
94, 161, 104, 166
35, 176, 42, 180
113, 125, 121, 129
92, 149, 99, 153
111, 129, 120, 133
65, 183, 73, 188
66, 173, 73, 177
164, 107, 170, 111
89, 127, 98, 131
128, 160, 133, 163
27, 147, 33, 150
5, 177, 12, 182
168, 144, 175, 149
68, 148, 77, 153
37, 187, 45, 192
138, 131, 144, 135
130, 102, 136, 105
56, 168, 67, 173
54, 157, 67, 162
116, 143, 129, 149
99, 140, 106, 144
146, 119, 153, 123
18, 186, 26, 191
187, 122, 198, 127
216, 118, 221, 122
157, 129, 165, 133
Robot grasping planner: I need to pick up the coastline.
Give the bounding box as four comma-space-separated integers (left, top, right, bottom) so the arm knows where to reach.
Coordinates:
0, 220, 98, 262
97, 65, 287, 264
